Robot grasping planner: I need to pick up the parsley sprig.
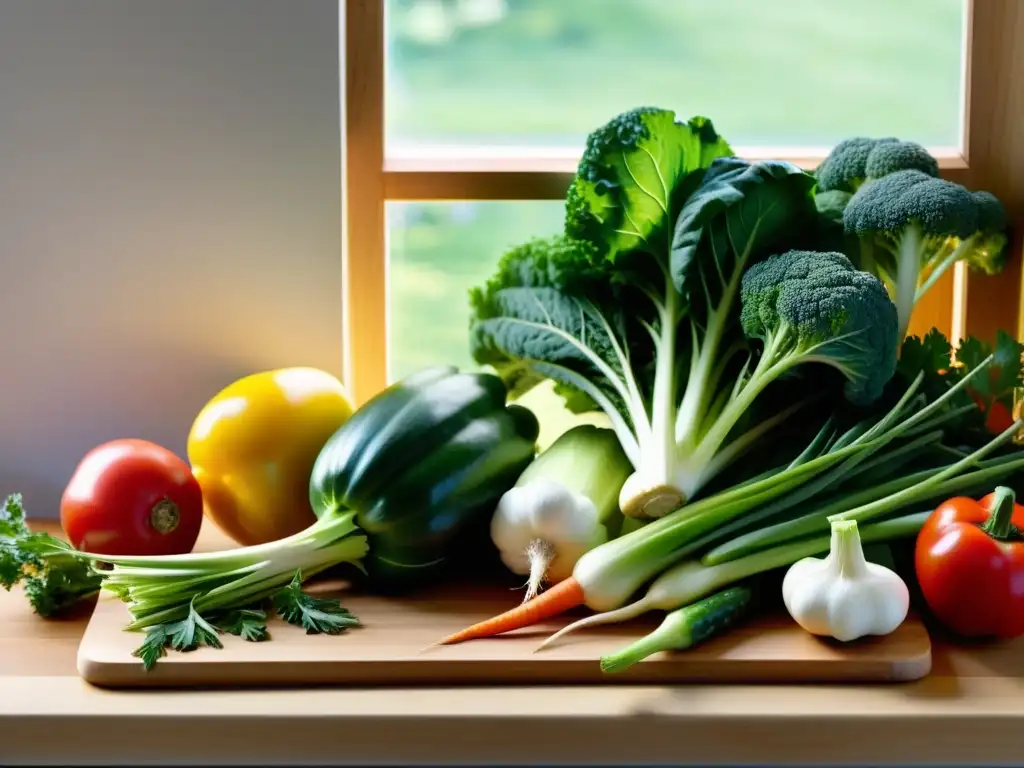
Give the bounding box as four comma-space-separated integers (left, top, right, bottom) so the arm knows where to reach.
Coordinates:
273, 571, 361, 635
131, 570, 360, 669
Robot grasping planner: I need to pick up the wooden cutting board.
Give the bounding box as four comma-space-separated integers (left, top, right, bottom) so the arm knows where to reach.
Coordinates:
77, 579, 932, 688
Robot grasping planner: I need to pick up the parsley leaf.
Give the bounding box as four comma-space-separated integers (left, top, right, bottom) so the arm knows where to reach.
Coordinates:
215, 607, 270, 642
896, 328, 956, 404
958, 329, 1024, 403
131, 598, 224, 670
273, 571, 360, 635
132, 625, 170, 671
0, 493, 103, 616
167, 600, 223, 653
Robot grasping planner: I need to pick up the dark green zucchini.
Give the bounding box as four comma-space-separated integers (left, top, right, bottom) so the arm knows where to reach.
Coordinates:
309, 366, 540, 588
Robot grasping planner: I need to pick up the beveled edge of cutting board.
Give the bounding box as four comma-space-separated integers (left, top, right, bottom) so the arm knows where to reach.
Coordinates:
76, 584, 932, 690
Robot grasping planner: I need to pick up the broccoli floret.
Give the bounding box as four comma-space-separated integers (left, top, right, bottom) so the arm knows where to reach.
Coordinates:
816, 136, 938, 193
842, 169, 1009, 338
740, 250, 899, 406
863, 140, 939, 182
968, 190, 1011, 274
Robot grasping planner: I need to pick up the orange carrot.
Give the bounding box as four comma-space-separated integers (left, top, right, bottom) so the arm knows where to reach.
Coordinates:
437, 577, 586, 645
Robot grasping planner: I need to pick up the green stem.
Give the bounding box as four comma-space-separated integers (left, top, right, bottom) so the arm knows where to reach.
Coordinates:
598, 585, 754, 673
704, 451, 1024, 564
830, 418, 1024, 525
599, 621, 679, 674
894, 224, 924, 339
916, 235, 975, 300
981, 486, 1017, 540
554, 511, 930, 646
577, 356, 991, 612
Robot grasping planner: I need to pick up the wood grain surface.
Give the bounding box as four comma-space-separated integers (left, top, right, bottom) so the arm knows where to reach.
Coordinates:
5, 523, 1024, 767
76, 578, 932, 688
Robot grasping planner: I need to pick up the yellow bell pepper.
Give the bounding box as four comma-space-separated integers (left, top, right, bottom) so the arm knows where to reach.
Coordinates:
187, 367, 355, 546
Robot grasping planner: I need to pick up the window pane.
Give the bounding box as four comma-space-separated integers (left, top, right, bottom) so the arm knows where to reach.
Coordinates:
388, 201, 607, 445
387, 201, 562, 380
386, 0, 965, 151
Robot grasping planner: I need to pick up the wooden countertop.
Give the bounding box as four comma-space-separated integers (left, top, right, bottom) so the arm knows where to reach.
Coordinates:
3, 523, 1024, 766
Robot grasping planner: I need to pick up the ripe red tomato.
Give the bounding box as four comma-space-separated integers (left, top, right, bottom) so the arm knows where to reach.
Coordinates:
60, 438, 203, 556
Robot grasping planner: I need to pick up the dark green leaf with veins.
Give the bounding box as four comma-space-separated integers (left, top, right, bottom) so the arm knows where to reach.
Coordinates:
671, 158, 819, 299
565, 108, 732, 269
957, 330, 1024, 401
471, 240, 633, 415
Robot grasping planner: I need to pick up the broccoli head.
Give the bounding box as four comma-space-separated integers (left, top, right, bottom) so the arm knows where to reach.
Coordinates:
816, 136, 939, 193
968, 190, 1011, 274
841, 169, 1009, 338
740, 249, 899, 406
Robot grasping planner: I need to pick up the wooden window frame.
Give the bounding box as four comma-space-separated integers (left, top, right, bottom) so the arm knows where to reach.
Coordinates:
342, 0, 1024, 405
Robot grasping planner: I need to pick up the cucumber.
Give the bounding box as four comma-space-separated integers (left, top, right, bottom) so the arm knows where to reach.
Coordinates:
598, 585, 755, 674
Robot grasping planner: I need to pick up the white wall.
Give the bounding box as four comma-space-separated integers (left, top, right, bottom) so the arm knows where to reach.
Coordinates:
0, 0, 343, 516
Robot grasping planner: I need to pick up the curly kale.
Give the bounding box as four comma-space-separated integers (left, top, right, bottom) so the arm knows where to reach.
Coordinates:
0, 494, 102, 616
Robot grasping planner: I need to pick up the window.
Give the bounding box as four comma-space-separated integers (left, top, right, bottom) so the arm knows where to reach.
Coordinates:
344, 0, 1024, 406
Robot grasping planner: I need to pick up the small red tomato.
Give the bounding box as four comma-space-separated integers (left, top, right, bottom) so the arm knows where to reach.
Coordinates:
61, 438, 203, 556
915, 486, 1024, 639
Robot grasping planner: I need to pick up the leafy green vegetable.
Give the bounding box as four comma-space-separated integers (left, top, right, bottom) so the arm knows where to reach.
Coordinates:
564, 108, 732, 263
0, 494, 102, 617
128, 576, 358, 669
273, 571, 361, 635
132, 627, 170, 670
471, 108, 886, 520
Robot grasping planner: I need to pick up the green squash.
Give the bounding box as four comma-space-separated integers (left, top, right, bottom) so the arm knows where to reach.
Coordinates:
309, 366, 539, 588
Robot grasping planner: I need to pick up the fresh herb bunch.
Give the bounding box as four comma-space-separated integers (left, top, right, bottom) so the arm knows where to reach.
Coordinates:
2, 491, 363, 669
898, 328, 1024, 448
0, 493, 103, 616
131, 571, 360, 670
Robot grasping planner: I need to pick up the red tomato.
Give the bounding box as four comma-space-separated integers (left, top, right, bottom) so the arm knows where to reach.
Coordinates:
60, 438, 203, 556
915, 487, 1024, 639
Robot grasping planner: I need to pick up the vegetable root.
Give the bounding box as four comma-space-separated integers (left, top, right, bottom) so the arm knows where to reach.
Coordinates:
437, 576, 586, 645
535, 597, 655, 652
619, 474, 685, 519
522, 538, 556, 603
